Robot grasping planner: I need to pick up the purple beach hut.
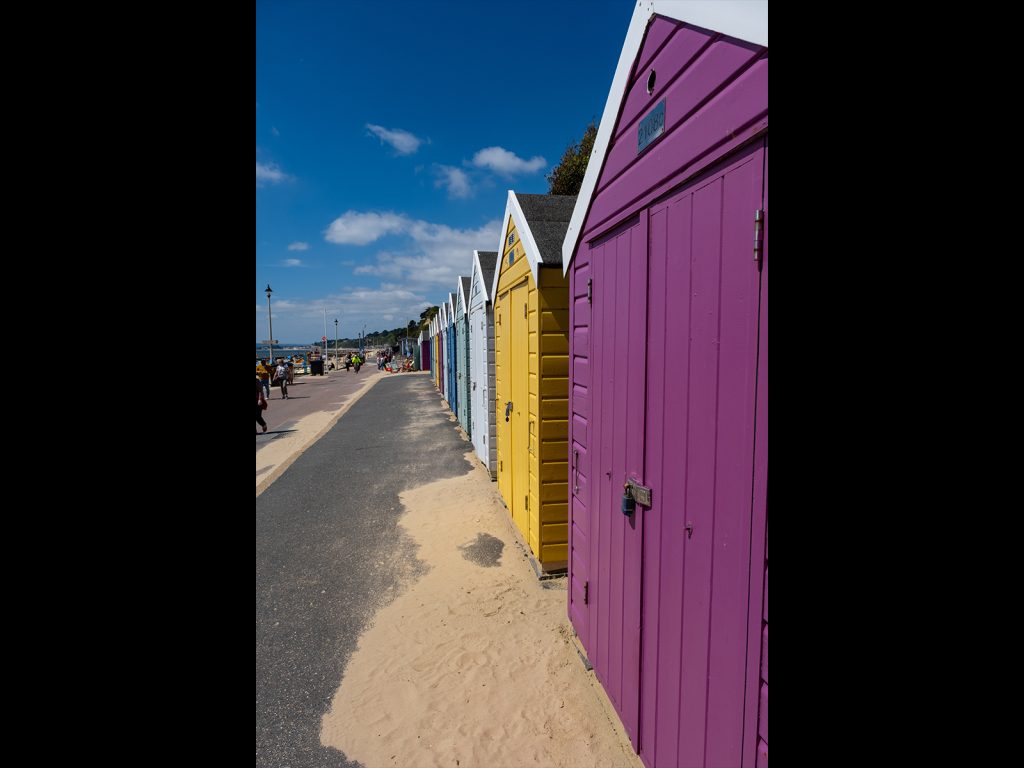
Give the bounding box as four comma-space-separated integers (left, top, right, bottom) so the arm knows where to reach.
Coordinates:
563, 2, 768, 766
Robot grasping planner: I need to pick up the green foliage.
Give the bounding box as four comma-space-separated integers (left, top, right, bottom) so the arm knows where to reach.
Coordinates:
312, 305, 440, 347
547, 121, 598, 196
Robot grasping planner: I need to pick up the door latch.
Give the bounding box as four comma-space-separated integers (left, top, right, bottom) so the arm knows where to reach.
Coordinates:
505, 401, 513, 422
621, 479, 653, 516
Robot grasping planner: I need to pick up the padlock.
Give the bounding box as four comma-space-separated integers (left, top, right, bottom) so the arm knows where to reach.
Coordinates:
621, 483, 636, 516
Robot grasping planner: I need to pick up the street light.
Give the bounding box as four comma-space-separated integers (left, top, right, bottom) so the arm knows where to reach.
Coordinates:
265, 284, 274, 365
334, 318, 338, 368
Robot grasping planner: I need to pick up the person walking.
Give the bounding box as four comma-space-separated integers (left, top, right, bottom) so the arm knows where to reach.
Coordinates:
287, 359, 295, 385
256, 359, 271, 398
274, 359, 289, 399
256, 376, 268, 433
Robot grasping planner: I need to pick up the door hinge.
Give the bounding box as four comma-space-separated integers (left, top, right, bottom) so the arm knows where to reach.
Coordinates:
524, 302, 528, 319
754, 209, 764, 263
584, 580, 589, 605
500, 460, 503, 472
587, 278, 593, 304
525, 495, 529, 511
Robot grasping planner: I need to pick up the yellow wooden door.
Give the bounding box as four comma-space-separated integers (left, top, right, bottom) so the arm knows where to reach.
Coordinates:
496, 295, 511, 508
511, 280, 529, 536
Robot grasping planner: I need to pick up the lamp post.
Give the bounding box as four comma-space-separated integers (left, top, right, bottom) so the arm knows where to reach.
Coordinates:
265, 284, 274, 365
334, 318, 339, 368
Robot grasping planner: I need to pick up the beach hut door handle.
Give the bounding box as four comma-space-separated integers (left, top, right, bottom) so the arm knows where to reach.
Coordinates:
505, 401, 513, 422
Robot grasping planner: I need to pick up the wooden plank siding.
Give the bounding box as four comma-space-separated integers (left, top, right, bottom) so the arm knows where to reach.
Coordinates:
536, 266, 569, 568
568, 236, 592, 648
583, 27, 767, 249
495, 214, 570, 572
565, 12, 768, 767
750, 137, 768, 768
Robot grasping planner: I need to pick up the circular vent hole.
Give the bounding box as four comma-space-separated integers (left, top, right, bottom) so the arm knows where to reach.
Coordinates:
647, 70, 657, 94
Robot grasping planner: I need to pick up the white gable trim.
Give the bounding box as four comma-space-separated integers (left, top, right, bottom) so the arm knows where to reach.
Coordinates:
448, 294, 456, 326
561, 0, 768, 273
472, 250, 491, 304
457, 275, 469, 314
491, 190, 545, 299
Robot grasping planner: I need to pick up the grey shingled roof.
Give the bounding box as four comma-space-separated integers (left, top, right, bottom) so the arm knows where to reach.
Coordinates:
477, 251, 498, 296
516, 194, 577, 266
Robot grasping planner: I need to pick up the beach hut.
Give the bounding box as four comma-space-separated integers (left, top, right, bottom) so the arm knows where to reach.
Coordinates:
447, 292, 457, 413
435, 314, 442, 392
469, 250, 499, 479
491, 191, 576, 573
419, 329, 429, 372
430, 317, 438, 386
455, 276, 472, 435
430, 316, 436, 387
562, 2, 768, 765
436, 307, 444, 397
443, 301, 450, 399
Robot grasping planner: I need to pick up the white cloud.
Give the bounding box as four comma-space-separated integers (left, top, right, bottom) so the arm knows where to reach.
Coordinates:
271, 126, 280, 137
283, 259, 303, 267
288, 242, 310, 251
366, 123, 425, 155
257, 288, 433, 341
324, 211, 410, 245
352, 217, 501, 288
472, 146, 547, 177
318, 210, 500, 334
434, 165, 472, 199
256, 161, 289, 186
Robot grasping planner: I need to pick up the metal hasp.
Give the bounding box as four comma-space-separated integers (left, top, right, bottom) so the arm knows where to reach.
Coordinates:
754, 209, 764, 263
625, 478, 653, 508
505, 401, 513, 422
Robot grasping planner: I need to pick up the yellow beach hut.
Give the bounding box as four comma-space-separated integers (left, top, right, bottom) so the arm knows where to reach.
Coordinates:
491, 191, 576, 573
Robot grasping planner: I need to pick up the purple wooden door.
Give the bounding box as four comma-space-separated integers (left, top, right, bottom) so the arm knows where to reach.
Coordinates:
639, 140, 766, 768
587, 211, 648, 749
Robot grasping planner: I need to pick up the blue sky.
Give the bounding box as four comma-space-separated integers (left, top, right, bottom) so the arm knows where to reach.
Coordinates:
256, 0, 633, 344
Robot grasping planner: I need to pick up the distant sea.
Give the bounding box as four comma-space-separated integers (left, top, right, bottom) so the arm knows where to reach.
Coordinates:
255, 343, 360, 361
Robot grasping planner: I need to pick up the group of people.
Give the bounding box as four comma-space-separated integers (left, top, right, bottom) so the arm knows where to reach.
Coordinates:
256, 357, 297, 434
256, 357, 294, 398
342, 353, 363, 373
377, 349, 394, 370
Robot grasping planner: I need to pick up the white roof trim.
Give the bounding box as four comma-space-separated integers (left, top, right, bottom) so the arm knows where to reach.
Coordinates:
491, 190, 546, 300
561, 0, 768, 273
472, 250, 491, 304
447, 294, 455, 325
457, 275, 469, 314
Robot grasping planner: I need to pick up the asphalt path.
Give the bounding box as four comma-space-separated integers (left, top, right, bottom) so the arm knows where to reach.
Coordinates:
256, 373, 473, 768
257, 367, 382, 448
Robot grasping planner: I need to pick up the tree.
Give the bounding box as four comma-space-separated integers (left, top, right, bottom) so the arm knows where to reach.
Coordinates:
547, 121, 598, 196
